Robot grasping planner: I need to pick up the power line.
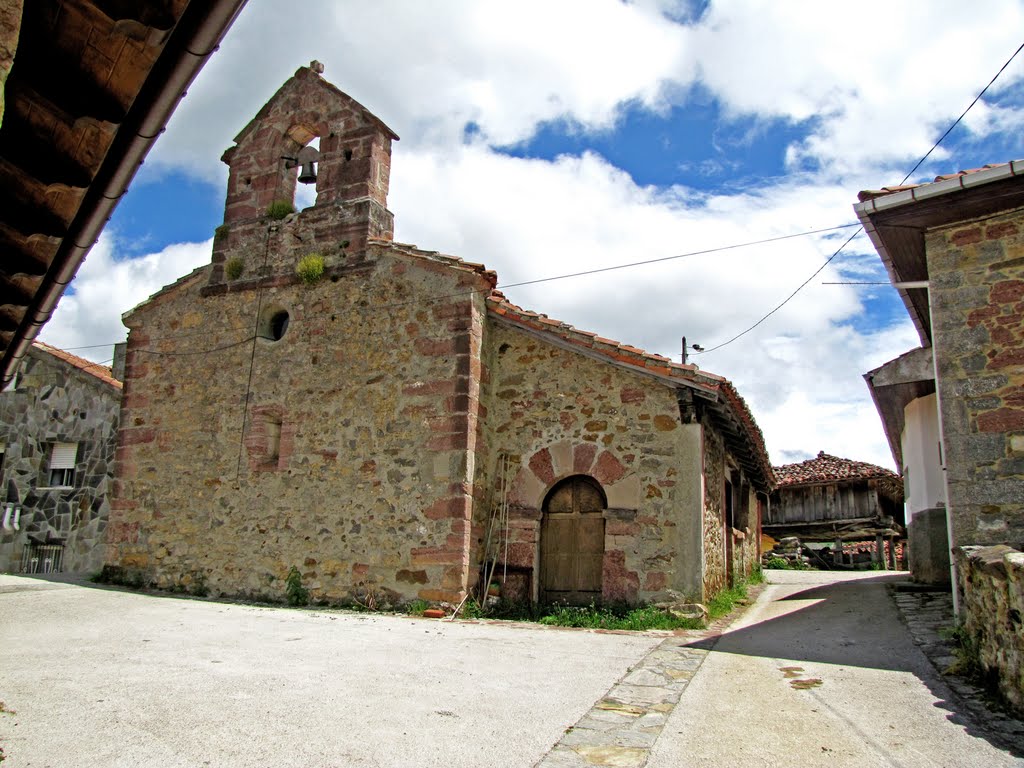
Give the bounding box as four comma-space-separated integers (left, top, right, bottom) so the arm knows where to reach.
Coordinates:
899, 40, 1024, 186
51, 221, 861, 357
697, 228, 862, 355
694, 38, 1024, 357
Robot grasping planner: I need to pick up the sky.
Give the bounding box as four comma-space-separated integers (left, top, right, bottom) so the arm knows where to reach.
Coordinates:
39, 0, 1024, 470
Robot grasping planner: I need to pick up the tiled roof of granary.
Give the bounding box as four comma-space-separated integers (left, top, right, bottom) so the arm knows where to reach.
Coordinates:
774, 451, 898, 488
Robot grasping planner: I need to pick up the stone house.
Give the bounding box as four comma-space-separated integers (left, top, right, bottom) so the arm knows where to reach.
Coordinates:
104, 65, 774, 607
767, 451, 904, 568
855, 162, 1024, 711
0, 341, 121, 574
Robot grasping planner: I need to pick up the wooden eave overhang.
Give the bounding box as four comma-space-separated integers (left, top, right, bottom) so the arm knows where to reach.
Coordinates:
853, 160, 1024, 346
0, 0, 248, 385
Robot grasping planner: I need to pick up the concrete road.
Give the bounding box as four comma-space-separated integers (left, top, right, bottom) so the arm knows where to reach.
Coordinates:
649, 570, 1023, 768
0, 576, 660, 767
2, 571, 1021, 767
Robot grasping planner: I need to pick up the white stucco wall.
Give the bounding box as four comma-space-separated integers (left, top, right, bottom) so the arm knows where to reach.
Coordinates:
901, 393, 944, 521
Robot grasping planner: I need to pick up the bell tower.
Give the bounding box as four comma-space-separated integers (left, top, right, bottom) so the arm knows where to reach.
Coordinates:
207, 63, 399, 289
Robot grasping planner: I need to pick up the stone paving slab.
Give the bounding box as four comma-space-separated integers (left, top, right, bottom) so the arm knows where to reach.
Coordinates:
535, 640, 711, 767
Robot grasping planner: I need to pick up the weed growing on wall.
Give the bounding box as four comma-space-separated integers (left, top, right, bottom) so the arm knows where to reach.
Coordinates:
265, 199, 295, 220
941, 624, 983, 678
296, 253, 325, 284
224, 256, 244, 280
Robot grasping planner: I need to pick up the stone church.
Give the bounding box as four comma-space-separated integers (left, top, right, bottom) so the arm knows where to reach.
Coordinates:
105, 65, 774, 607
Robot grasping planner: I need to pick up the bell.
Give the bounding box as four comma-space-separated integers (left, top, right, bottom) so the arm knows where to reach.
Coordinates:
297, 161, 317, 184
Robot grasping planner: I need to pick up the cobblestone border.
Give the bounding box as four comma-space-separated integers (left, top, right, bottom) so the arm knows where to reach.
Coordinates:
535, 636, 710, 768
534, 586, 762, 767
889, 585, 1024, 755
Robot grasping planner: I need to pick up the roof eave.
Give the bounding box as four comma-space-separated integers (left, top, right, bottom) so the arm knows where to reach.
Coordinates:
0, 0, 249, 387
854, 159, 1024, 347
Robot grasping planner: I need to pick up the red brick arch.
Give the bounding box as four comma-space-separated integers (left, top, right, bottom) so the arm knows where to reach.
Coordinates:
509, 440, 640, 511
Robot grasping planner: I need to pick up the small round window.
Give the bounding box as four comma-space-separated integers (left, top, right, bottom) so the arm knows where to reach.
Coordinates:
258, 305, 290, 341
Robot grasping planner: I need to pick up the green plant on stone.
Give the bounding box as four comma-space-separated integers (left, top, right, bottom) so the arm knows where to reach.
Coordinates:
707, 582, 750, 620
266, 199, 295, 220
284, 566, 309, 607
537, 602, 704, 631
191, 571, 209, 598
458, 597, 482, 619
407, 598, 430, 615
296, 253, 325, 284
941, 623, 983, 678
224, 256, 244, 281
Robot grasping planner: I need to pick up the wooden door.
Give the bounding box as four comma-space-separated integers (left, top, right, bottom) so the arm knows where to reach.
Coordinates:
541, 476, 605, 604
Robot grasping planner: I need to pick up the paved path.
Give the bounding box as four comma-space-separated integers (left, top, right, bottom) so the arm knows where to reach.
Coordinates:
1, 571, 1021, 767
648, 570, 1023, 768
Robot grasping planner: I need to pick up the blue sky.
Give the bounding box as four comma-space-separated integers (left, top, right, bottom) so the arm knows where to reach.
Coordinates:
43, 0, 1024, 469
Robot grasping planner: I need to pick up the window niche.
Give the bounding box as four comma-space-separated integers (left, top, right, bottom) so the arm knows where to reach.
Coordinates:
247, 406, 286, 472
257, 304, 290, 342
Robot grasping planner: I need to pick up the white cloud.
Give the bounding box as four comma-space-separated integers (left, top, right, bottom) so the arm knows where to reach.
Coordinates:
685, 0, 1024, 177
149, 0, 1024, 188
40, 235, 212, 360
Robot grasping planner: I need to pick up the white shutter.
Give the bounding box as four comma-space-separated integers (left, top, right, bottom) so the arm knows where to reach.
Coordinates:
50, 442, 77, 469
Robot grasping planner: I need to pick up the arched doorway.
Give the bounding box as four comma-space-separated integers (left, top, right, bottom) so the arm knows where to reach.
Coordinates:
540, 475, 606, 604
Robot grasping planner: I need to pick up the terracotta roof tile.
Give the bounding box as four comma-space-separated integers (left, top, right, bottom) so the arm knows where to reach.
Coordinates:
774, 450, 897, 487
857, 161, 1018, 202
31, 341, 122, 390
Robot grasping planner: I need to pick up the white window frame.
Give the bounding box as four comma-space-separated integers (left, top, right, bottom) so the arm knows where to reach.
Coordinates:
47, 442, 78, 488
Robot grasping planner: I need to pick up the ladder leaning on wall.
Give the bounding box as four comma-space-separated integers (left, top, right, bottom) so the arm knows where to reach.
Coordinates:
479, 452, 513, 603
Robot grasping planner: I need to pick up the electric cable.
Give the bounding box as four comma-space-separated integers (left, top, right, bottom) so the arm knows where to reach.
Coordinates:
692, 37, 1024, 357
51, 221, 860, 357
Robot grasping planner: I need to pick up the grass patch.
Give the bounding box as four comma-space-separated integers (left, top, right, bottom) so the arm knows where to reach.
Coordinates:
406, 599, 430, 616
707, 582, 750, 621
538, 603, 703, 631
764, 556, 808, 570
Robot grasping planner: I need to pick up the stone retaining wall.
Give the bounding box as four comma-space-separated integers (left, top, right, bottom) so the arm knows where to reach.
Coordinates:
954, 544, 1024, 714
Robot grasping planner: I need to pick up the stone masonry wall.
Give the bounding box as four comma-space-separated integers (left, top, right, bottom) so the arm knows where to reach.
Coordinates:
108, 242, 489, 605
0, 348, 120, 574
702, 425, 726, 597
928, 207, 1024, 547
954, 545, 1024, 715
475, 319, 706, 604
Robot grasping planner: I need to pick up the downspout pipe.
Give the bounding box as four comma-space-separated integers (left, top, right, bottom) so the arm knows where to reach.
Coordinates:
0, 0, 249, 386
